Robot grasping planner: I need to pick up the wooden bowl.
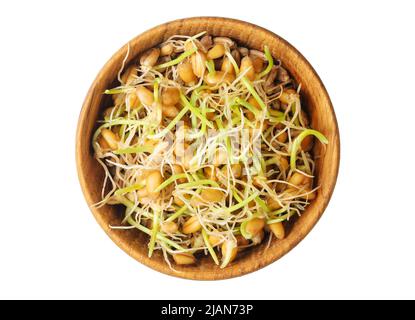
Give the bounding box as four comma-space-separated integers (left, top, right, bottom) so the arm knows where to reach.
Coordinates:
76, 17, 340, 280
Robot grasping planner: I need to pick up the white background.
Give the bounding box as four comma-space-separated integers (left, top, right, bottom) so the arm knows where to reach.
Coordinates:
1, 0, 414, 299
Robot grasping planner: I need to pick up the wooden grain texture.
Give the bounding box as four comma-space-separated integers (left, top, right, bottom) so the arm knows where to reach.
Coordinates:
76, 17, 340, 280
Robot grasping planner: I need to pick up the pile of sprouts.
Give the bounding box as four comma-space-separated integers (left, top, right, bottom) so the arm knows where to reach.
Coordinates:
92, 32, 328, 269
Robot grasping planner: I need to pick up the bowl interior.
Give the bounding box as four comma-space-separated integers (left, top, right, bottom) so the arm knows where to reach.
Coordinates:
76, 17, 340, 280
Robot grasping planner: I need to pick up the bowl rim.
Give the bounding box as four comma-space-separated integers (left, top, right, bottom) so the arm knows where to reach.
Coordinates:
76, 16, 340, 280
